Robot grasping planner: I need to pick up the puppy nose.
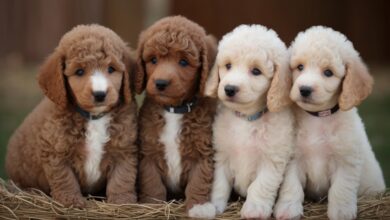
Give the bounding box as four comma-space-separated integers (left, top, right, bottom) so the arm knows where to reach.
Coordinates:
93, 91, 106, 102
224, 85, 239, 97
299, 86, 312, 97
155, 79, 170, 91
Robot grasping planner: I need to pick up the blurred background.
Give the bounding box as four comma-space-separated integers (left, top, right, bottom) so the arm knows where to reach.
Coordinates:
0, 0, 389, 185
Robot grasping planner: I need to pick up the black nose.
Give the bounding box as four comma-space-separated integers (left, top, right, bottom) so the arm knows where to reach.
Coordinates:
224, 85, 239, 97
93, 91, 106, 102
299, 86, 312, 97
155, 79, 169, 91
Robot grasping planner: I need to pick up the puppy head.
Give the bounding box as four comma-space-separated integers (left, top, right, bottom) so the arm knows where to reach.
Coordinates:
205, 25, 290, 114
289, 26, 373, 112
38, 24, 134, 113
135, 16, 217, 106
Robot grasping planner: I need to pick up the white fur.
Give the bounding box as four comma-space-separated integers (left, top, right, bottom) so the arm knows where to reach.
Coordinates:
84, 114, 111, 188
274, 26, 385, 220
160, 111, 183, 191
202, 25, 294, 219
91, 71, 108, 92
188, 202, 216, 219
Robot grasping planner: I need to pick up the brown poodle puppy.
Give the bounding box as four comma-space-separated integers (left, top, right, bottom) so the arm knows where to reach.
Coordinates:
135, 16, 217, 217
5, 24, 138, 208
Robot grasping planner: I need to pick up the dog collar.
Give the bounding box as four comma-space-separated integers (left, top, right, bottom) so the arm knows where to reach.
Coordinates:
164, 98, 197, 114
305, 104, 340, 117
235, 108, 268, 121
75, 106, 107, 120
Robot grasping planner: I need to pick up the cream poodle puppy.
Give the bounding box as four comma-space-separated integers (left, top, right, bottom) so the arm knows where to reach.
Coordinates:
196, 24, 295, 219
274, 26, 385, 220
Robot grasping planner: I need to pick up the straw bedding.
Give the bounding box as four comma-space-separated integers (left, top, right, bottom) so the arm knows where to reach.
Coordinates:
0, 179, 388, 219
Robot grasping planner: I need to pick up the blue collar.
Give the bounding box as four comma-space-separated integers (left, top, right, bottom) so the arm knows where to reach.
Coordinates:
75, 106, 106, 120
234, 108, 268, 121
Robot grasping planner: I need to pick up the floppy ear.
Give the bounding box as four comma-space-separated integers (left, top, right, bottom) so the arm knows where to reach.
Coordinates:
204, 63, 219, 98
122, 47, 136, 104
38, 51, 68, 109
339, 57, 373, 111
134, 33, 147, 94
266, 56, 292, 112
199, 34, 218, 96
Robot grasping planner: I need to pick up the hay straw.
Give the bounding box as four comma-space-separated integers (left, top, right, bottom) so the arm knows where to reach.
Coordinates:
0, 179, 389, 219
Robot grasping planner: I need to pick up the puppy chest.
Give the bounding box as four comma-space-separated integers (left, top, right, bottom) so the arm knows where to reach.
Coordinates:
84, 115, 111, 188
159, 112, 183, 191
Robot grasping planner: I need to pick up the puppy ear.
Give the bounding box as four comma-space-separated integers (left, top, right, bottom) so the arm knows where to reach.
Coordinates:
134, 33, 147, 94
38, 51, 68, 109
199, 34, 218, 96
204, 63, 219, 97
267, 56, 292, 112
122, 46, 135, 104
339, 57, 373, 111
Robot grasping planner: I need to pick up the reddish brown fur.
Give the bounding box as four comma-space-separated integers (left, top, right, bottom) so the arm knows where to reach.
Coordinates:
135, 16, 217, 211
5, 24, 138, 207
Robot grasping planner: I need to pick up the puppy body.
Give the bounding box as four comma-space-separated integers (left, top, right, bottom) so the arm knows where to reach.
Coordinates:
6, 25, 138, 207
201, 25, 294, 219
135, 16, 217, 217
274, 26, 385, 220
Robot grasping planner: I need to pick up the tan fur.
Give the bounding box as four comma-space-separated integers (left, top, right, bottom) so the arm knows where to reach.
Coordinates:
266, 61, 292, 112
339, 58, 373, 110
5, 24, 138, 207
135, 16, 217, 213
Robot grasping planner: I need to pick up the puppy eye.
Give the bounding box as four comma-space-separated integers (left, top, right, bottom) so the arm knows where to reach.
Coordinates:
108, 66, 115, 74
75, 69, 84, 76
251, 68, 262, 76
324, 69, 333, 77
151, 57, 157, 64
226, 63, 231, 70
179, 59, 189, 67
297, 64, 304, 71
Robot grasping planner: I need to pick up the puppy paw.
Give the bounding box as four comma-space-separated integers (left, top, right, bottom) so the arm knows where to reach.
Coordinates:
107, 192, 137, 204
274, 200, 302, 220
327, 202, 357, 220
212, 199, 228, 214
188, 202, 216, 219
241, 200, 272, 219
53, 193, 86, 209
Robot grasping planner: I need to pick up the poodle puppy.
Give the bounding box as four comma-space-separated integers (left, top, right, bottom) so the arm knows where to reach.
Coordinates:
274, 26, 386, 220
6, 24, 138, 208
135, 16, 217, 217
199, 24, 295, 219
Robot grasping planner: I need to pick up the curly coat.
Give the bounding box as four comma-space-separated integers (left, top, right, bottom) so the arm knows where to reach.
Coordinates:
5, 24, 138, 208
135, 16, 217, 215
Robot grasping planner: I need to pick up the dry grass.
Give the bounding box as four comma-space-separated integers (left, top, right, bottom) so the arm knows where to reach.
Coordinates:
0, 179, 389, 219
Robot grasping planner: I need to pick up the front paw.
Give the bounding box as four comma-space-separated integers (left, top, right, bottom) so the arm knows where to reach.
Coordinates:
241, 200, 272, 219
53, 192, 86, 208
107, 192, 137, 204
212, 198, 228, 214
327, 201, 357, 220
274, 200, 302, 220
188, 202, 216, 219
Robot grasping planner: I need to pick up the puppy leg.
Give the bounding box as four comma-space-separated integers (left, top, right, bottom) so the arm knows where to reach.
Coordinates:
274, 160, 305, 220
138, 157, 167, 203
211, 160, 232, 214
42, 162, 85, 208
241, 160, 287, 219
185, 158, 215, 218
327, 161, 361, 220
188, 160, 232, 219
106, 150, 137, 204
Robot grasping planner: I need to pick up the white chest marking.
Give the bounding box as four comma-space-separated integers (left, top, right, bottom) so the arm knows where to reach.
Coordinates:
84, 114, 111, 187
160, 112, 183, 191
